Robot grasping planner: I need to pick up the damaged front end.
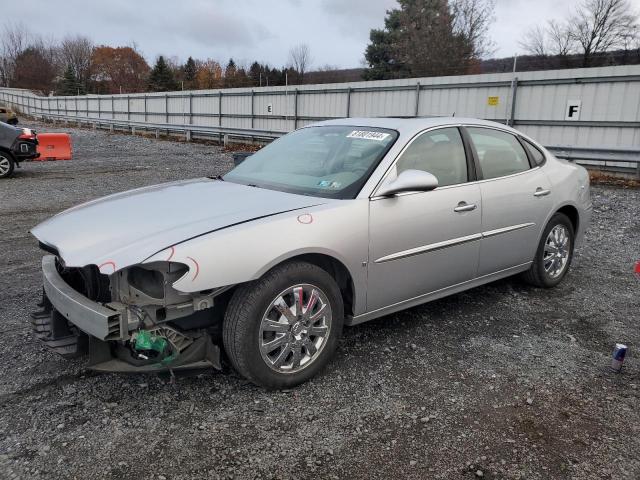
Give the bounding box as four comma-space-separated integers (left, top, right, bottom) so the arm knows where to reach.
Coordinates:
31, 255, 228, 372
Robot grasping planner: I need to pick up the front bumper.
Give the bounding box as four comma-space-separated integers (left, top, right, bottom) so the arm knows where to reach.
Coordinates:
37, 255, 221, 371
41, 255, 122, 340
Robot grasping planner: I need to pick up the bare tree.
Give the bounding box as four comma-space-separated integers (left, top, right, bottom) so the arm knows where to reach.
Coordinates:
569, 0, 639, 65
288, 43, 312, 83
519, 25, 548, 56
547, 20, 575, 56
59, 35, 94, 91
451, 0, 496, 58
0, 22, 31, 86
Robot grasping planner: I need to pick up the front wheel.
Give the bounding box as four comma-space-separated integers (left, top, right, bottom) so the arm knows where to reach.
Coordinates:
522, 212, 575, 288
0, 151, 15, 178
223, 261, 344, 389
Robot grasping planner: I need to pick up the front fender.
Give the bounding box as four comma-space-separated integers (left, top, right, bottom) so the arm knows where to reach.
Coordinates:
144, 200, 370, 314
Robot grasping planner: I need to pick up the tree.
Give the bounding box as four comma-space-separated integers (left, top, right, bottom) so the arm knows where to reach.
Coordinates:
363, 0, 487, 80
569, 0, 639, 66
248, 61, 262, 86
519, 0, 638, 64
0, 22, 30, 87
288, 43, 312, 83
363, 9, 408, 80
91, 46, 149, 93
547, 20, 575, 57
224, 58, 237, 87
394, 0, 473, 76
183, 56, 197, 89
195, 59, 222, 89
451, 0, 496, 58
59, 35, 93, 92
519, 26, 548, 57
147, 55, 177, 92
12, 45, 55, 93
59, 64, 82, 95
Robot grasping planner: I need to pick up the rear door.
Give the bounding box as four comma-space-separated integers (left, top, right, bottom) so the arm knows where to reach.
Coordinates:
367, 127, 482, 312
465, 126, 553, 276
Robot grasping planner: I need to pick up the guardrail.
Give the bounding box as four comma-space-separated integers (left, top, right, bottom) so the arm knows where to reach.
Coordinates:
35, 112, 285, 144
546, 145, 640, 178
18, 111, 640, 179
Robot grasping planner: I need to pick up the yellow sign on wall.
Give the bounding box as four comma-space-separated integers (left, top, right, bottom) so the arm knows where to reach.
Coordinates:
487, 96, 499, 106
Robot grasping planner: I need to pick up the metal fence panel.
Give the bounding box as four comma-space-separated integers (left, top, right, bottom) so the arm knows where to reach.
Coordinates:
1, 64, 639, 175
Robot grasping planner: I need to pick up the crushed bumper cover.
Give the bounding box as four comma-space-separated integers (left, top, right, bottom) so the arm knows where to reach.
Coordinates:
35, 255, 221, 372
41, 255, 121, 340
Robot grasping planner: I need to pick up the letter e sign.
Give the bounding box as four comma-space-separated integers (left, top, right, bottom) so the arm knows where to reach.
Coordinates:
565, 100, 581, 120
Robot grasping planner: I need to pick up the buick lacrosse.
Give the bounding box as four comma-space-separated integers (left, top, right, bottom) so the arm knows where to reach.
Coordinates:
31, 117, 591, 388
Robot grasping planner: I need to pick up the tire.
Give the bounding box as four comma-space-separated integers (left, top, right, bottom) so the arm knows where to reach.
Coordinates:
223, 261, 344, 389
0, 151, 15, 179
522, 212, 575, 288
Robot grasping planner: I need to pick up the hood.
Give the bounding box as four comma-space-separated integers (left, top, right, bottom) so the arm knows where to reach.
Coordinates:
31, 178, 324, 273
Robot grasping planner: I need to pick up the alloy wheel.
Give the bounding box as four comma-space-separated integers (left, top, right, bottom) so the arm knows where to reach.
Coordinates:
543, 224, 570, 278
0, 155, 10, 176
259, 283, 332, 374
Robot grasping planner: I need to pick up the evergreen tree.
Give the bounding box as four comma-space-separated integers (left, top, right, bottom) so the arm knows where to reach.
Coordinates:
60, 65, 84, 95
248, 61, 262, 86
147, 55, 178, 92
183, 56, 197, 88
364, 0, 474, 80
363, 9, 407, 80
224, 58, 237, 87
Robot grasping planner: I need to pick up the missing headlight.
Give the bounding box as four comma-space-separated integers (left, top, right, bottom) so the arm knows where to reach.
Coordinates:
127, 266, 165, 299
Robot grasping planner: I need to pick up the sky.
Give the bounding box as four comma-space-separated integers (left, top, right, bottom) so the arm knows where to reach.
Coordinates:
7, 0, 580, 69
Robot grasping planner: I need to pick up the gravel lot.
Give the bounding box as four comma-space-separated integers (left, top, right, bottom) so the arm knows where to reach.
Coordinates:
1, 121, 638, 480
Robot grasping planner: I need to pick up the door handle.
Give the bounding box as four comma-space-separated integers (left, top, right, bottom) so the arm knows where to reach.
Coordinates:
534, 188, 551, 197
454, 202, 477, 213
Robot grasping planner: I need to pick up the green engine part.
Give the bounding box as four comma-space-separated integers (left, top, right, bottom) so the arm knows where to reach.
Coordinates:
133, 330, 178, 365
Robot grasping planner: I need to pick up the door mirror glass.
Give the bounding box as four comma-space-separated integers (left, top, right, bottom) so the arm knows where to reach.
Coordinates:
376, 169, 439, 197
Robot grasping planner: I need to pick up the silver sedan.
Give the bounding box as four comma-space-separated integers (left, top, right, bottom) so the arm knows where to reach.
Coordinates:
31, 117, 591, 388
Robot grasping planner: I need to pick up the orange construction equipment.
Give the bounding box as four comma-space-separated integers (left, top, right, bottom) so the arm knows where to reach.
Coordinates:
35, 133, 73, 161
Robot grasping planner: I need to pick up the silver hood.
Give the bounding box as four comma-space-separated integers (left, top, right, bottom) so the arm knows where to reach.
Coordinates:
31, 178, 324, 273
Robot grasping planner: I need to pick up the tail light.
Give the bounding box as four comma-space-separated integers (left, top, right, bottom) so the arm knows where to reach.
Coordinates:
19, 128, 36, 140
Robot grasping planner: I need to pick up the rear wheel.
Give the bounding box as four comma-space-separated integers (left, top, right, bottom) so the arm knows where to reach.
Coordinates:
522, 212, 574, 288
223, 261, 344, 389
0, 151, 15, 178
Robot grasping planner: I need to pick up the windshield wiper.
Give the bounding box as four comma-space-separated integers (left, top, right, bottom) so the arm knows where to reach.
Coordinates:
208, 174, 224, 181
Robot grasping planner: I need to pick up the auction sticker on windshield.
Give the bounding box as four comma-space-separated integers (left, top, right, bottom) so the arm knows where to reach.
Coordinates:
346, 130, 391, 141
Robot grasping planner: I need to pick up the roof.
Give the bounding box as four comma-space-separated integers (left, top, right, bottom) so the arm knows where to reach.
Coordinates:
312, 116, 518, 138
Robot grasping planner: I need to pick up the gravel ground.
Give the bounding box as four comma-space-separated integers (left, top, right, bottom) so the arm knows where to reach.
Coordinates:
0, 121, 639, 480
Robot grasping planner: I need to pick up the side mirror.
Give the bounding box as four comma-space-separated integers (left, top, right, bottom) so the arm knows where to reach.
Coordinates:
376, 169, 439, 197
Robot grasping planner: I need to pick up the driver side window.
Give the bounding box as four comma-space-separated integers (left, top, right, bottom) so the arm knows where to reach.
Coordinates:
396, 127, 468, 187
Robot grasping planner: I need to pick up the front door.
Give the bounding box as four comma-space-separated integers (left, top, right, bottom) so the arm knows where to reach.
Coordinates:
367, 127, 482, 313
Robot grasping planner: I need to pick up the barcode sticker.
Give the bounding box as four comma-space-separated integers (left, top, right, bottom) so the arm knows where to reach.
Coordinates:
346, 130, 391, 141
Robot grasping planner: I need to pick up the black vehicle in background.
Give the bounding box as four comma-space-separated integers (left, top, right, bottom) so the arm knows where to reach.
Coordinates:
0, 121, 38, 178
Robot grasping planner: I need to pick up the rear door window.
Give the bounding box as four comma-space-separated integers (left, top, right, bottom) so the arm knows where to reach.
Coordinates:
467, 127, 531, 180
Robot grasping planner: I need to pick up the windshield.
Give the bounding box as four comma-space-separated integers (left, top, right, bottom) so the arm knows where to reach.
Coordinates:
223, 126, 398, 199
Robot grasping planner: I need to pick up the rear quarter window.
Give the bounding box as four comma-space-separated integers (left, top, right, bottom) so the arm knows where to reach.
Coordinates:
523, 139, 546, 166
